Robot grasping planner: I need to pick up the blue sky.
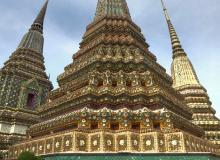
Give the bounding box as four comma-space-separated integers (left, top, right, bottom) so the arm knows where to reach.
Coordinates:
0, 0, 220, 117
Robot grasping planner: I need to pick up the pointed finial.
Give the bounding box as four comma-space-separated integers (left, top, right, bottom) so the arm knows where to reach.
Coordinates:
161, 0, 170, 21
161, 0, 166, 10
31, 0, 49, 33
161, 0, 185, 58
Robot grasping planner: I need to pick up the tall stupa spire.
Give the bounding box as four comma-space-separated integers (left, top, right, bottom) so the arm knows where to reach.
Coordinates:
161, 0, 220, 147
0, 0, 52, 108
161, 0, 200, 88
0, 0, 52, 153
94, 0, 131, 21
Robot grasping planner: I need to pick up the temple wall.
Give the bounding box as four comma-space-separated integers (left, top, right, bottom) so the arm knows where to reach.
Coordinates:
8, 130, 219, 159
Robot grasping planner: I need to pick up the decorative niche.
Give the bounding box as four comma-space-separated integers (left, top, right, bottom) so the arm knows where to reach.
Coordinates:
18, 78, 42, 110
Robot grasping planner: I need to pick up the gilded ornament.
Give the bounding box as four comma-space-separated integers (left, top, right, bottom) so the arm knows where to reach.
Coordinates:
79, 140, 85, 147
46, 144, 50, 150
119, 139, 125, 146
107, 140, 112, 146
55, 142, 60, 148
65, 140, 70, 147
39, 145, 43, 151
145, 140, 152, 146
171, 140, 178, 146
93, 140, 98, 146
133, 140, 138, 146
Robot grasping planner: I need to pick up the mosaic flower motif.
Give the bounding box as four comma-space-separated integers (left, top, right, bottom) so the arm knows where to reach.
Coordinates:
107, 140, 112, 146
55, 142, 60, 148
145, 140, 152, 146
159, 140, 164, 146
65, 140, 70, 147
80, 140, 85, 146
119, 139, 125, 146
171, 140, 178, 146
93, 140, 98, 146
133, 140, 138, 146
46, 144, 50, 149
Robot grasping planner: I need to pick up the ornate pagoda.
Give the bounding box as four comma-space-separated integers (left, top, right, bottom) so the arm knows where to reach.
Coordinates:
0, 0, 52, 158
161, 0, 220, 147
8, 0, 220, 159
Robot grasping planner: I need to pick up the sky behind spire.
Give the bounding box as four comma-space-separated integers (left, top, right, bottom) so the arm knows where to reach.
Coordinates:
0, 0, 219, 117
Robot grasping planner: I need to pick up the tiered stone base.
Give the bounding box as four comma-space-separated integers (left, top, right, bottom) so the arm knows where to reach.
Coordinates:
9, 130, 219, 159
43, 153, 220, 160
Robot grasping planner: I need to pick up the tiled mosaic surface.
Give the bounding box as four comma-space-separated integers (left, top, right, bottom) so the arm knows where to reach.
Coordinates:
43, 154, 220, 160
